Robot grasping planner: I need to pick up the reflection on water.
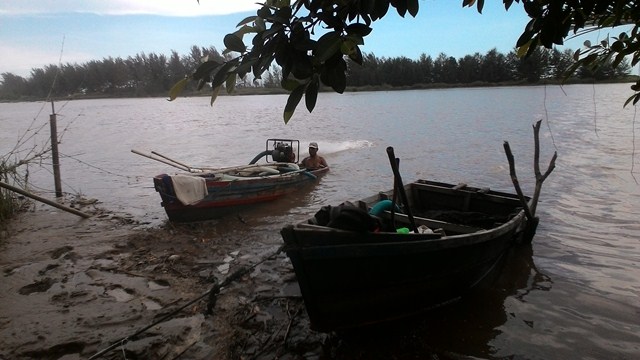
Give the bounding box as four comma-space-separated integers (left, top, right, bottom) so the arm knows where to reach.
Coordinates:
294, 244, 548, 359
1, 84, 640, 358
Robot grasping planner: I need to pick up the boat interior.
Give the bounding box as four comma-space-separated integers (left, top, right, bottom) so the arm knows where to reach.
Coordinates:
369, 180, 527, 235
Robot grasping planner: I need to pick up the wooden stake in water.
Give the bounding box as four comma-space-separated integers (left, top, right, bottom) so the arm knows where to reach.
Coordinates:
50, 101, 62, 197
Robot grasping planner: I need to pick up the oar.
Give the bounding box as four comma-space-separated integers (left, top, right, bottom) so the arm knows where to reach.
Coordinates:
390, 157, 399, 229
386, 147, 418, 233
131, 149, 191, 172
151, 151, 193, 171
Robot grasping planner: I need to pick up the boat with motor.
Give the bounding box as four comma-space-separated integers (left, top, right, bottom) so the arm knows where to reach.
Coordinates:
133, 139, 329, 222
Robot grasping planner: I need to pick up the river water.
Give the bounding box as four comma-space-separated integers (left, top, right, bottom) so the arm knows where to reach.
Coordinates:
1, 84, 639, 359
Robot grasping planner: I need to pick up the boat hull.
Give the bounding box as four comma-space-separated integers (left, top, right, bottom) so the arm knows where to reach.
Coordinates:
280, 179, 531, 332
154, 167, 328, 222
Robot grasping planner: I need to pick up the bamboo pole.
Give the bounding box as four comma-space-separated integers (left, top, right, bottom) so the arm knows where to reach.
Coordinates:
0, 181, 91, 218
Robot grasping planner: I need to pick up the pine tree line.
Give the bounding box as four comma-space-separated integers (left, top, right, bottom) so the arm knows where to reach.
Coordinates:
0, 45, 631, 101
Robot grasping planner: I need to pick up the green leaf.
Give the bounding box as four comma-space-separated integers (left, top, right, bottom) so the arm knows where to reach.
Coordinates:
372, 0, 389, 20
320, 55, 347, 93
516, 40, 531, 58
601, 16, 615, 27
236, 15, 257, 27
281, 78, 300, 91
349, 45, 363, 65
257, 5, 271, 18
341, 39, 357, 56
211, 59, 239, 88
407, 0, 419, 17
255, 17, 266, 31
273, 6, 292, 25
283, 84, 305, 124
318, 12, 343, 30
210, 85, 221, 106
345, 33, 365, 46
625, 93, 640, 107
345, 23, 372, 37
236, 57, 258, 78
234, 25, 257, 38
224, 34, 246, 53
168, 78, 189, 101
305, 76, 319, 112
192, 60, 221, 80
611, 40, 624, 53
263, 23, 284, 38
225, 74, 236, 93
315, 31, 342, 63
394, 0, 407, 17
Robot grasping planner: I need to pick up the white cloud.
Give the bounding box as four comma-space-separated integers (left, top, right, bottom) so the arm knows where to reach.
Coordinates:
0, 0, 260, 17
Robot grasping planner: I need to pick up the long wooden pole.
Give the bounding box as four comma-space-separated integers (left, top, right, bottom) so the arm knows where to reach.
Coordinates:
131, 149, 296, 174
151, 151, 192, 171
130, 149, 191, 172
50, 101, 63, 197
0, 181, 91, 218
386, 147, 418, 233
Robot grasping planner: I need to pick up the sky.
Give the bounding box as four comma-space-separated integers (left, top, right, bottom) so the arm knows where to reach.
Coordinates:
0, 0, 598, 78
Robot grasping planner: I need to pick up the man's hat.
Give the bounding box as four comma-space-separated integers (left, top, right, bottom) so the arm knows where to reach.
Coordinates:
309, 142, 318, 149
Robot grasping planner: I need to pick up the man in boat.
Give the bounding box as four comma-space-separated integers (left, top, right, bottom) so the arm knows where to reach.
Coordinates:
301, 142, 328, 170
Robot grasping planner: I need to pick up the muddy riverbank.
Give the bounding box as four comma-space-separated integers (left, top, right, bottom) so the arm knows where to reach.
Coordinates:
0, 201, 337, 359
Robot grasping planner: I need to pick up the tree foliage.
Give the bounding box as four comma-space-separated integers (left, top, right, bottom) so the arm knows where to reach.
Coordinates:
503, 0, 640, 105
0, 46, 225, 100
175, 0, 640, 122
2, 45, 627, 102
178, 0, 421, 123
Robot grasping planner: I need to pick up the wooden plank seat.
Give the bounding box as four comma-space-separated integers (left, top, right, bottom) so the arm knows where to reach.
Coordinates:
381, 211, 484, 235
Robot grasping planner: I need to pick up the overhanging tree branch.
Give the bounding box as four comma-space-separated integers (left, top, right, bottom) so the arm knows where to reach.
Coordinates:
175, 0, 640, 120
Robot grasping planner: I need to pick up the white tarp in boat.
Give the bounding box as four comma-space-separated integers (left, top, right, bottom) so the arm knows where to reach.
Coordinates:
170, 174, 208, 205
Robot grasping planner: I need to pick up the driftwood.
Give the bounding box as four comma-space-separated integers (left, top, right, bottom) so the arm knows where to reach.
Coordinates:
503, 119, 557, 223
0, 181, 91, 218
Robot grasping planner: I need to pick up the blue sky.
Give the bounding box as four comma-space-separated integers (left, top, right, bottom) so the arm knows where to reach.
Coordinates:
0, 0, 597, 78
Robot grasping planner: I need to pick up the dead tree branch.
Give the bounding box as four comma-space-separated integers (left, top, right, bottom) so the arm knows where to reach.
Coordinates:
503, 119, 557, 225
503, 142, 534, 221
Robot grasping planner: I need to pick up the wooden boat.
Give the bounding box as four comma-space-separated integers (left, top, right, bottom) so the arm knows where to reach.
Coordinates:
280, 178, 535, 332
141, 139, 329, 222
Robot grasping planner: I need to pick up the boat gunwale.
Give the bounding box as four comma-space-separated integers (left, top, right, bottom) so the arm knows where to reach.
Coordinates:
285, 210, 525, 255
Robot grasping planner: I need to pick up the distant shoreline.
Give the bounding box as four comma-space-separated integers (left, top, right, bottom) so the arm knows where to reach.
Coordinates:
1, 77, 636, 103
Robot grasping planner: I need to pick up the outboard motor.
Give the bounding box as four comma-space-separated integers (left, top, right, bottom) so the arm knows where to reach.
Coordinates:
272, 142, 295, 162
